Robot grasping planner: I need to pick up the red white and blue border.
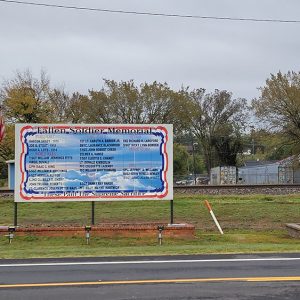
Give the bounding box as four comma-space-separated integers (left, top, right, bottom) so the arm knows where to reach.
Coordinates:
15, 124, 173, 202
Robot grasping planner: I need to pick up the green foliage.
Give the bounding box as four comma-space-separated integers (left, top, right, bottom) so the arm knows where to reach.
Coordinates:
187, 89, 248, 172
48, 88, 73, 122
0, 69, 251, 175
85, 80, 191, 134
0, 124, 14, 160
0, 70, 52, 123
173, 143, 189, 175
238, 130, 293, 165
212, 132, 243, 166
187, 153, 205, 174
253, 71, 300, 151
255, 131, 293, 161
65, 92, 90, 123
4, 87, 40, 122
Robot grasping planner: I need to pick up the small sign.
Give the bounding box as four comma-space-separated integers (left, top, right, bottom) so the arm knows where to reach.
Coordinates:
15, 124, 173, 202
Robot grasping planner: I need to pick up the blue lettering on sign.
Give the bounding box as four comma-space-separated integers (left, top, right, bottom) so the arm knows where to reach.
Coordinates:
20, 126, 169, 200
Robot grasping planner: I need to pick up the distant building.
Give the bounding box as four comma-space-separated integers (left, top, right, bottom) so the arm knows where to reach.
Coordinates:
210, 166, 237, 185
6, 160, 15, 190
210, 157, 300, 185
238, 158, 296, 184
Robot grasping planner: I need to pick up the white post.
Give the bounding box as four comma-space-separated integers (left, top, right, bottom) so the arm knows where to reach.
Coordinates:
204, 200, 224, 235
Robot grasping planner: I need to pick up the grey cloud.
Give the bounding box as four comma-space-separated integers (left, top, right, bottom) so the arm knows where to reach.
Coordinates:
0, 0, 299, 100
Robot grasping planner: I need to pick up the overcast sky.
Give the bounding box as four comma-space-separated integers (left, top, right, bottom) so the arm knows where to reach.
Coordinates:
0, 0, 299, 100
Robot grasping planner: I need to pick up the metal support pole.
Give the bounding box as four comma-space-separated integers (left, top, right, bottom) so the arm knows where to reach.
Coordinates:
91, 201, 95, 225
85, 226, 91, 245
192, 144, 197, 185
157, 226, 164, 246
170, 199, 174, 224
191, 133, 197, 185
14, 202, 18, 227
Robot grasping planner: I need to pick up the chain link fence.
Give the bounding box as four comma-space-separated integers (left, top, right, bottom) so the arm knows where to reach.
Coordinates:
174, 174, 209, 186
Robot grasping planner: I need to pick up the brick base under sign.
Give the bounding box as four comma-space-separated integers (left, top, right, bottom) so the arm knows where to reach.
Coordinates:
0, 223, 195, 239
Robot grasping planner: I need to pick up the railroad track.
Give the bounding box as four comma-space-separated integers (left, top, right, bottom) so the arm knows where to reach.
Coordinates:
174, 184, 300, 195
2, 184, 300, 196
0, 189, 13, 194
174, 184, 300, 189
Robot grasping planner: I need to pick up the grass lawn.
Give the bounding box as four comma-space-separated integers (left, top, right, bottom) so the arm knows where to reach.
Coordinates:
1, 230, 300, 259
0, 194, 300, 258
1, 194, 300, 230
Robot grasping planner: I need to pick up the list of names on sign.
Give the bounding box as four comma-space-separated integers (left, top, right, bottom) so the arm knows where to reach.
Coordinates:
15, 124, 173, 202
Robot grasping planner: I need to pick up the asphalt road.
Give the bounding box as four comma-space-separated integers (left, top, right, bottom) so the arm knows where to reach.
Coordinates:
1, 253, 300, 299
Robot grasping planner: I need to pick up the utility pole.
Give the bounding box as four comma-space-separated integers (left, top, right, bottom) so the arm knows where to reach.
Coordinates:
191, 134, 197, 185
252, 139, 255, 155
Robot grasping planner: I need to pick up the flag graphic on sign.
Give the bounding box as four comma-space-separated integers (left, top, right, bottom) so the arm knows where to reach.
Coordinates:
0, 113, 5, 142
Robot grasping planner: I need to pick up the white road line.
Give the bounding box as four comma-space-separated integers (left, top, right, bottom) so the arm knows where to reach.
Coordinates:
1, 257, 300, 267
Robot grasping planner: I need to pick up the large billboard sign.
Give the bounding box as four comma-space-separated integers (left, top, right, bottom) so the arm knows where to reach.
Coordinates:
15, 124, 173, 202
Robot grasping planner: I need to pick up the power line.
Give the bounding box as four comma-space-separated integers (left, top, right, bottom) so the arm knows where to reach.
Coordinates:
1, 0, 300, 24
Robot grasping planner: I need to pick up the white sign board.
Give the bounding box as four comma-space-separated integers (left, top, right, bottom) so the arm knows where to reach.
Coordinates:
15, 124, 173, 202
